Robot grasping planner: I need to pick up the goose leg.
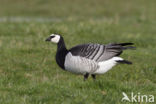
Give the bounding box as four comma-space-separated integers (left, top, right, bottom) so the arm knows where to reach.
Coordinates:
84, 73, 89, 81
91, 74, 96, 80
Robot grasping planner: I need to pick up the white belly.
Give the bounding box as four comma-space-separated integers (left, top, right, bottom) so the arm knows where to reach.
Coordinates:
64, 53, 98, 74
94, 57, 123, 74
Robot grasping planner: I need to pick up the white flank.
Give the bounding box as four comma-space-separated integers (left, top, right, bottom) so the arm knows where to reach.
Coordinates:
94, 57, 123, 74
64, 52, 98, 74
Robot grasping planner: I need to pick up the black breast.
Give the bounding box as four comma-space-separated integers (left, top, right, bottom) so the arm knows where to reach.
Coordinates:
56, 50, 68, 69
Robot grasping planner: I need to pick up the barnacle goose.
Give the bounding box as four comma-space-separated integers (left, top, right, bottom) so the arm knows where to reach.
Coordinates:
45, 34, 135, 81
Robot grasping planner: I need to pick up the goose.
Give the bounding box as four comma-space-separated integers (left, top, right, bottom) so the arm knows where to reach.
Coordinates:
45, 34, 135, 81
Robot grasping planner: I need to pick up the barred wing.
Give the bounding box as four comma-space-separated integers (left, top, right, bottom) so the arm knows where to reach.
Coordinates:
69, 43, 134, 62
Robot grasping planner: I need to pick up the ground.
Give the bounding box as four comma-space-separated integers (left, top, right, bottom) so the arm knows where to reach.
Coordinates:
0, 0, 156, 104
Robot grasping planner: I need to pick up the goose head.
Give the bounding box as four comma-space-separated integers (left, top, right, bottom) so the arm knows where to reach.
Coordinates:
45, 34, 61, 44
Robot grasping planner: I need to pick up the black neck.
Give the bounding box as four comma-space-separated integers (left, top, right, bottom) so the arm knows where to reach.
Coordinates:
57, 37, 67, 52
56, 37, 68, 69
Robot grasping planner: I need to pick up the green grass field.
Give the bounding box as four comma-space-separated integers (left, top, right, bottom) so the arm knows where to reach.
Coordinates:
0, 0, 156, 104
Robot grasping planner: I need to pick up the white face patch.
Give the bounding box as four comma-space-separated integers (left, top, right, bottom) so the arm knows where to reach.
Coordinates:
50, 34, 60, 43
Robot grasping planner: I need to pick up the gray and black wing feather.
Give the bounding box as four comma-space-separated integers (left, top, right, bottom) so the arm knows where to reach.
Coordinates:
69, 43, 135, 62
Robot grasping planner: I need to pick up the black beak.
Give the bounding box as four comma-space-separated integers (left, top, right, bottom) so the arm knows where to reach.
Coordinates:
45, 37, 51, 41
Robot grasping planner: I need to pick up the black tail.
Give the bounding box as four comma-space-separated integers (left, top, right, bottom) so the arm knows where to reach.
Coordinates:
116, 60, 132, 64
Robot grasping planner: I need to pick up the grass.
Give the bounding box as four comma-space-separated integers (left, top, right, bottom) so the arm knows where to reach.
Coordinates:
0, 0, 156, 104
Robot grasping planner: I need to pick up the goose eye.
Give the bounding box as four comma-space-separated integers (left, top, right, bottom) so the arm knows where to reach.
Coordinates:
51, 36, 55, 38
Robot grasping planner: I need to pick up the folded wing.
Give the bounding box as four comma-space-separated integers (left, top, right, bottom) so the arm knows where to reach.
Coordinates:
69, 43, 135, 62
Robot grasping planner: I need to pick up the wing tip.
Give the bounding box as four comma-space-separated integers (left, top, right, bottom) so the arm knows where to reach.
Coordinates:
117, 42, 134, 46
